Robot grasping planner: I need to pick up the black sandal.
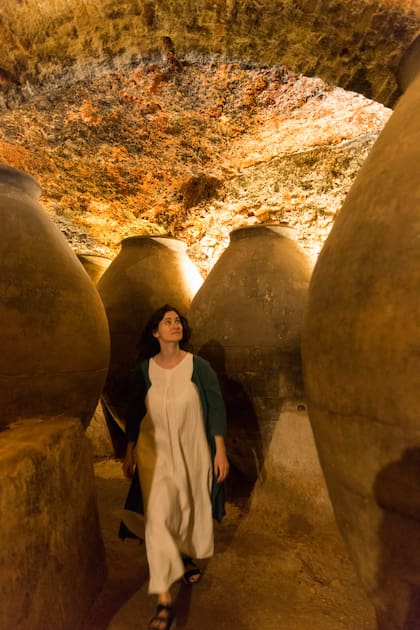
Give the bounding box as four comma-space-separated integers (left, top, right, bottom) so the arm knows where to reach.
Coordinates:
148, 603, 176, 630
182, 555, 203, 585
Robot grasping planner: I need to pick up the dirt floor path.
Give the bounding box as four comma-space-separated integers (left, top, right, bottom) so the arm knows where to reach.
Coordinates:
83, 459, 376, 630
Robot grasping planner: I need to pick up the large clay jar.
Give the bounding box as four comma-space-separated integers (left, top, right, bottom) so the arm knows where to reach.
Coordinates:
188, 224, 312, 481
97, 235, 203, 427
0, 164, 110, 429
301, 54, 420, 629
77, 253, 112, 284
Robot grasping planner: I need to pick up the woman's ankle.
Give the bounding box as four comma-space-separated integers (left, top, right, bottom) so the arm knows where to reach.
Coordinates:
157, 592, 172, 606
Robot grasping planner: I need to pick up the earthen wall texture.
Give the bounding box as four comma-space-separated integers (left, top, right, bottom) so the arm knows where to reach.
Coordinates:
0, 0, 419, 106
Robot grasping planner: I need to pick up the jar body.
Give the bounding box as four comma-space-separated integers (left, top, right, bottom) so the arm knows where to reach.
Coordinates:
0, 165, 110, 428
188, 225, 312, 481
302, 72, 420, 627
97, 236, 203, 426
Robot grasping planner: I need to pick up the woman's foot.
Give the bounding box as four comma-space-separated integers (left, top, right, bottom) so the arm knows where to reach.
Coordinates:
182, 556, 203, 585
148, 603, 175, 630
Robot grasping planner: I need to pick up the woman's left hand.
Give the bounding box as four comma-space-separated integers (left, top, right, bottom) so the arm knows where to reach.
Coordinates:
214, 437, 230, 482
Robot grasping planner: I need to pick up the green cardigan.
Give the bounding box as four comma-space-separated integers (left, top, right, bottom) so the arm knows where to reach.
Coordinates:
119, 354, 227, 541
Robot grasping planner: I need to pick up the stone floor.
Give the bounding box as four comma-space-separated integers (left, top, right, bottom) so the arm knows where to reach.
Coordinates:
83, 459, 377, 630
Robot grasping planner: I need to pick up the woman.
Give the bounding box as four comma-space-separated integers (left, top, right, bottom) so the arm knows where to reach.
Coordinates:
121, 304, 229, 630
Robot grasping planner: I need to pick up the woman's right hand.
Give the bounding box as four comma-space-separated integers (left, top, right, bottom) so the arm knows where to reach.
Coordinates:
122, 442, 135, 479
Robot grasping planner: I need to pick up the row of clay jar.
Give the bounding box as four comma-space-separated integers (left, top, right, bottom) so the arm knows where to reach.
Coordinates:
0, 164, 311, 483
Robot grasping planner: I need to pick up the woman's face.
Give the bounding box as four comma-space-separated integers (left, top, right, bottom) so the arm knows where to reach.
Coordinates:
153, 310, 183, 344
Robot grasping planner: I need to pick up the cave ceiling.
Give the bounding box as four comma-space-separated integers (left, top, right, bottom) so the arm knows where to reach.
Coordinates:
0, 0, 419, 107
0, 1, 419, 273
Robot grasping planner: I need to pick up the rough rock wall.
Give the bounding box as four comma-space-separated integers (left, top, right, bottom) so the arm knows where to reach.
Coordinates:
0, 0, 419, 108
0, 58, 391, 275
0, 418, 106, 630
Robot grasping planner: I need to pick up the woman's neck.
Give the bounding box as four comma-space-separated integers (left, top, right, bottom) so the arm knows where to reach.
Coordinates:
153, 344, 186, 368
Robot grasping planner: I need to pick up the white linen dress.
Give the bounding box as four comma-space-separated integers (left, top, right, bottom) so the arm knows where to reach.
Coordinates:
135, 352, 214, 594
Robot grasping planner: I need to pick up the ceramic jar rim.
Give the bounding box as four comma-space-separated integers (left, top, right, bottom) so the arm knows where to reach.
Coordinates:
77, 253, 112, 262
397, 34, 420, 93
0, 163, 41, 199
230, 223, 297, 242
121, 235, 187, 251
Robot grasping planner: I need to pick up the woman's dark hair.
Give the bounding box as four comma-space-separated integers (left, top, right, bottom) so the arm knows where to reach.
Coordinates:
137, 304, 192, 360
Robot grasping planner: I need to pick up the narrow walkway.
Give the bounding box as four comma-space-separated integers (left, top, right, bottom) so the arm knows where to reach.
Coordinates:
84, 459, 376, 630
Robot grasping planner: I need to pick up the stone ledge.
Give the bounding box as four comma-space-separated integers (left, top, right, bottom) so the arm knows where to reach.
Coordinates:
0, 417, 106, 630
